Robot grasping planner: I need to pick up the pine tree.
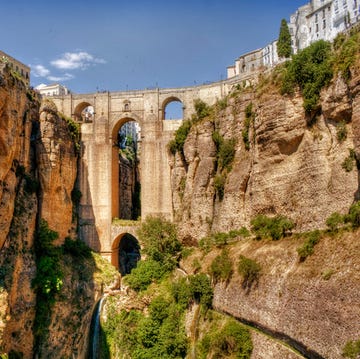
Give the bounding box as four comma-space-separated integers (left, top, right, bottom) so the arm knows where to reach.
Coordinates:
277, 19, 292, 58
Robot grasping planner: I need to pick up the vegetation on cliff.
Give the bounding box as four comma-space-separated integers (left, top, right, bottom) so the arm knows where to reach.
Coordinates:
100, 217, 253, 358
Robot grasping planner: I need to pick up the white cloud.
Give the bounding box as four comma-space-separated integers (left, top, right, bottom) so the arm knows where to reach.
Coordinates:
47, 73, 74, 82
32, 64, 50, 77
50, 51, 106, 70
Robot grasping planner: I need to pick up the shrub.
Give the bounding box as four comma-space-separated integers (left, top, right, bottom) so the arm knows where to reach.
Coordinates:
250, 214, 294, 240
281, 40, 333, 114
212, 131, 236, 171
238, 255, 261, 290
168, 119, 192, 155
344, 201, 360, 228
297, 230, 321, 262
211, 320, 253, 359
171, 277, 192, 309
242, 103, 254, 151
137, 216, 182, 272
209, 249, 233, 284
32, 220, 63, 347
61, 113, 80, 153
337, 121, 348, 142
124, 259, 166, 291
342, 339, 360, 359
193, 99, 212, 121
326, 212, 344, 232
188, 274, 213, 309
333, 28, 360, 81
342, 149, 357, 172
214, 173, 226, 200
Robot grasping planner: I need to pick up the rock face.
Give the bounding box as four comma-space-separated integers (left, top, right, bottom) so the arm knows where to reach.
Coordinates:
37, 100, 78, 244
171, 72, 360, 240
211, 233, 360, 359
0, 66, 100, 358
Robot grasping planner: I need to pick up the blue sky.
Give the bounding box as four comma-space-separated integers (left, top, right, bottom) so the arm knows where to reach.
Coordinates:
1, 0, 306, 94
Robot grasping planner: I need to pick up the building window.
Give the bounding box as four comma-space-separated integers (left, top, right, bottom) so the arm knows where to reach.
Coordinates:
316, 23, 319, 32
323, 18, 326, 28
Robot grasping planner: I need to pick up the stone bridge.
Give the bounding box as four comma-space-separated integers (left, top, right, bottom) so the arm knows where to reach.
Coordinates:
50, 75, 252, 267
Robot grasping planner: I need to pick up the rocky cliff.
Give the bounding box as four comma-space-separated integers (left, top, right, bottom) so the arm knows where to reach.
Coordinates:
171, 66, 360, 241
171, 47, 360, 358
0, 65, 114, 358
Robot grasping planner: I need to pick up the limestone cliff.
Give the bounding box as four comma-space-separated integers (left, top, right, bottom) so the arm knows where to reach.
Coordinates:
170, 69, 360, 241
0, 66, 112, 358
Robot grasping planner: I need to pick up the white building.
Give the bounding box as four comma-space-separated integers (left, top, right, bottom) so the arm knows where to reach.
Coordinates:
35, 83, 70, 96
227, 0, 360, 79
291, 0, 360, 52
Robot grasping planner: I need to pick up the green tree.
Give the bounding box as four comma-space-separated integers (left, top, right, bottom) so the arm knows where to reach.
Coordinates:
137, 216, 182, 271
277, 19, 292, 58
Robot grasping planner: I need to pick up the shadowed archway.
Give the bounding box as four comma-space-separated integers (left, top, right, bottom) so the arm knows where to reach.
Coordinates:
111, 233, 141, 275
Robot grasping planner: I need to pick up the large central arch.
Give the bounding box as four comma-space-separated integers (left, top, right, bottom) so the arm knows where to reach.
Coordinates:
111, 116, 141, 220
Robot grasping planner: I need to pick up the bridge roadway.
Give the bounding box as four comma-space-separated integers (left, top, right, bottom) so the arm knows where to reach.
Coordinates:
50, 74, 255, 268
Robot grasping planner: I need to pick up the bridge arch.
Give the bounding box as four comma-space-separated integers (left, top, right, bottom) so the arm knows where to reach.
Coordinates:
74, 101, 94, 122
111, 232, 141, 275
162, 96, 184, 121
111, 116, 141, 220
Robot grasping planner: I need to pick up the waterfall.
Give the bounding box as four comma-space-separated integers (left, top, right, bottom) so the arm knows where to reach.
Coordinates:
88, 296, 106, 359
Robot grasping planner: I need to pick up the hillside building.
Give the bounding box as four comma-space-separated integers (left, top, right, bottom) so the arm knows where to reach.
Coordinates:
227, 0, 360, 79
0, 50, 30, 85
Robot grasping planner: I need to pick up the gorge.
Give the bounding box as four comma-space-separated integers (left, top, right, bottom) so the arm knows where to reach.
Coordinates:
0, 28, 360, 358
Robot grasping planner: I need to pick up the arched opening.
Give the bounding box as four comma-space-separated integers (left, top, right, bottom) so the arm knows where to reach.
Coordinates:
111, 233, 141, 275
74, 102, 94, 122
112, 118, 141, 220
163, 98, 184, 120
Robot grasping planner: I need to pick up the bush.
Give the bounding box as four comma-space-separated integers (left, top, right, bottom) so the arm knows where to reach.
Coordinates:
212, 320, 253, 359
212, 131, 236, 172
238, 255, 261, 290
193, 99, 212, 121
188, 274, 213, 309
342, 149, 357, 172
199, 228, 250, 252
214, 173, 226, 200
209, 249, 233, 284
168, 119, 192, 155
137, 216, 182, 272
326, 212, 344, 232
337, 121, 348, 142
32, 220, 63, 348
171, 277, 192, 309
242, 103, 254, 151
342, 339, 360, 359
250, 214, 294, 240
124, 259, 166, 291
297, 230, 321, 262
281, 40, 333, 114
333, 28, 360, 81
345, 201, 360, 228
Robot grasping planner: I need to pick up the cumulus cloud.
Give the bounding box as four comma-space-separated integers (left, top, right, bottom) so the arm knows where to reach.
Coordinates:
32, 64, 50, 77
50, 51, 106, 70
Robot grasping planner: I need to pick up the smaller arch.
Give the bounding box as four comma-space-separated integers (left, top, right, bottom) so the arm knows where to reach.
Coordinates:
162, 96, 184, 121
111, 233, 141, 275
74, 102, 94, 122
